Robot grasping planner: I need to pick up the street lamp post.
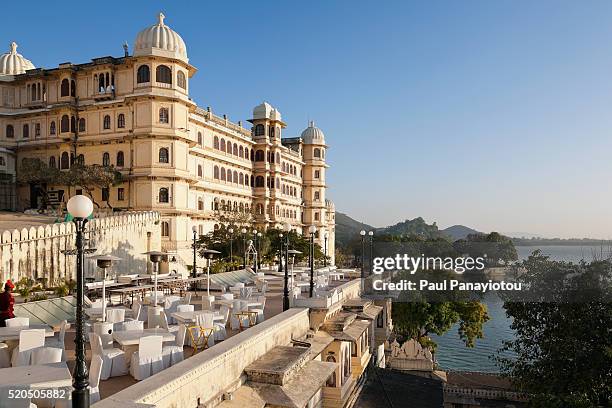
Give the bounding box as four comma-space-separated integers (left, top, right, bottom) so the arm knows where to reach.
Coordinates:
252, 229, 258, 272
257, 232, 262, 270
278, 232, 284, 273
67, 195, 94, 408
324, 231, 329, 267
191, 226, 198, 279
201, 249, 221, 296
360, 230, 366, 290
308, 225, 317, 297
281, 222, 291, 310
228, 228, 234, 264
241, 228, 247, 268
368, 231, 374, 277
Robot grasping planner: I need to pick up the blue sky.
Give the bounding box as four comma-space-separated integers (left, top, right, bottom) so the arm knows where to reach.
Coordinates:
4, 1, 612, 238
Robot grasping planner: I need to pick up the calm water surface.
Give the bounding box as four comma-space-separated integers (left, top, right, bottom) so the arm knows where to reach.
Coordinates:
431, 245, 596, 372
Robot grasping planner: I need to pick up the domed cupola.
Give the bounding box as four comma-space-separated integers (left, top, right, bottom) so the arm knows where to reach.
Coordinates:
252, 101, 282, 121
0, 42, 35, 76
301, 121, 325, 144
134, 13, 188, 62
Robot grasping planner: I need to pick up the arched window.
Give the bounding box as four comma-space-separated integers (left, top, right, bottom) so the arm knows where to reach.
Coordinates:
22, 124, 29, 138
156, 65, 172, 84
233, 170, 238, 183
255, 176, 264, 187
60, 79, 70, 97
77, 154, 84, 165
226, 142, 232, 154
220, 167, 226, 181
161, 221, 170, 236
117, 114, 125, 129
137, 65, 150, 83
198, 199, 204, 211
102, 152, 110, 166
220, 138, 226, 151
239, 173, 244, 185
60, 152, 69, 169
255, 150, 265, 162
214, 136, 219, 149
197, 132, 202, 146
159, 147, 169, 163
250, 175, 254, 186
49, 122, 55, 135
177, 71, 186, 89
233, 143, 238, 156
314, 148, 321, 158
276, 152, 280, 163
197, 165, 202, 177
60, 115, 69, 133
268, 126, 275, 138
254, 124, 264, 136
227, 170, 232, 183
70, 116, 76, 133
159, 188, 169, 203
159, 108, 169, 124
34, 123, 40, 137
239, 146, 244, 158
78, 118, 86, 132
245, 174, 250, 186
6, 125, 14, 138
49, 156, 56, 168
213, 165, 219, 179
70, 80, 76, 97
116, 151, 124, 167
326, 355, 337, 387
103, 115, 111, 130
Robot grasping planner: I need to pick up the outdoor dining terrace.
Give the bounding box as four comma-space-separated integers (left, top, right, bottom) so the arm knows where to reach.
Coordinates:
0, 266, 353, 407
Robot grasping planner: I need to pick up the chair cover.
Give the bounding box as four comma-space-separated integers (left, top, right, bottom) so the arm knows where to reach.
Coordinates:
45, 320, 67, 361
5, 317, 29, 327
11, 329, 45, 366
89, 333, 127, 380
31, 347, 63, 365
130, 335, 164, 380
162, 324, 186, 368
118, 320, 144, 331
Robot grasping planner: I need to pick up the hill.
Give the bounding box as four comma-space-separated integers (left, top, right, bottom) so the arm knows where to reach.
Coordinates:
334, 212, 376, 248
442, 225, 480, 240
382, 217, 443, 239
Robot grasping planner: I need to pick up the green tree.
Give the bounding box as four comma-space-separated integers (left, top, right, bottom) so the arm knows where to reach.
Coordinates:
453, 232, 518, 265
496, 251, 611, 407
63, 164, 123, 209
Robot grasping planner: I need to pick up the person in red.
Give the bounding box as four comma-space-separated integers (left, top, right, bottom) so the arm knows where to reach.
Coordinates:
0, 280, 15, 327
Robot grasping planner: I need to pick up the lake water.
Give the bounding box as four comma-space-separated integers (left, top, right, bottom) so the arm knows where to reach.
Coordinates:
431, 245, 597, 372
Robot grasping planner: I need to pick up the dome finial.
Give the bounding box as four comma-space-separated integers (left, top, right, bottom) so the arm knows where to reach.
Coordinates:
9, 42, 17, 54
158, 12, 166, 26
309, 120, 315, 127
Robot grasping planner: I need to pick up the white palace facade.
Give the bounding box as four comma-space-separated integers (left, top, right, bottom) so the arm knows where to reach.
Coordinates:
0, 13, 335, 268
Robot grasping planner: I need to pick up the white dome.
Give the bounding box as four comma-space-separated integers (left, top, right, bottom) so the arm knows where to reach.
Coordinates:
134, 13, 188, 62
301, 121, 325, 144
252, 101, 282, 121
0, 42, 35, 76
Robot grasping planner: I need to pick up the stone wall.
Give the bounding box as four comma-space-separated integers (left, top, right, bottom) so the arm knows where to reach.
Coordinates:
93, 308, 311, 408
0, 211, 161, 284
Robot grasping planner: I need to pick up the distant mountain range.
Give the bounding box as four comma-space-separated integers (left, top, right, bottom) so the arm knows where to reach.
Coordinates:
334, 212, 481, 248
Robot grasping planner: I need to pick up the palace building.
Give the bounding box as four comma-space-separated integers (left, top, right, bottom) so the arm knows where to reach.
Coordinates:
0, 13, 335, 270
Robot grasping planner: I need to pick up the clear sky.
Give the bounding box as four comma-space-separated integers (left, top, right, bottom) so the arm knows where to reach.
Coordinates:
4, 1, 612, 238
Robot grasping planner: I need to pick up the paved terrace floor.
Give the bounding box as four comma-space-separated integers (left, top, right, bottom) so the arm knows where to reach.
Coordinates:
57, 270, 351, 400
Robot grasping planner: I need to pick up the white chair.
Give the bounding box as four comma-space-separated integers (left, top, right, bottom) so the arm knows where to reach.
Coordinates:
164, 296, 182, 324
230, 300, 249, 331
200, 295, 215, 310
11, 329, 45, 366
214, 306, 230, 341
162, 324, 186, 368
89, 333, 127, 380
159, 310, 179, 333
221, 293, 234, 301
31, 347, 63, 365
92, 321, 114, 349
45, 320, 67, 361
125, 300, 142, 321
0, 343, 10, 368
106, 308, 126, 332
5, 317, 29, 327
117, 320, 144, 331
250, 296, 266, 324
88, 354, 103, 403
130, 335, 164, 380
147, 306, 163, 328
182, 292, 192, 305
